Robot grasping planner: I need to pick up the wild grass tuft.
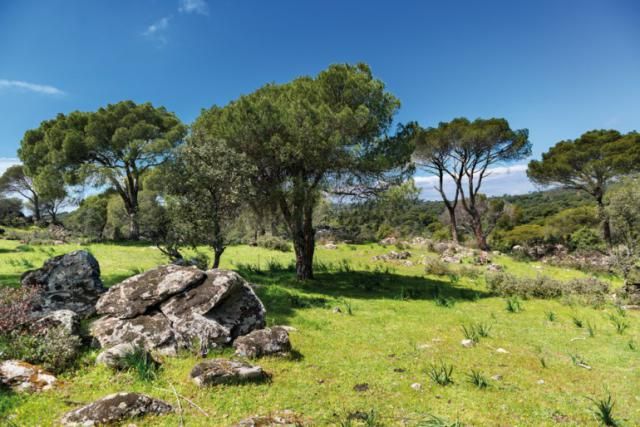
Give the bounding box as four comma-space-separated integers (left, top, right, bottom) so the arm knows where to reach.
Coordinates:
588, 393, 619, 426
608, 315, 629, 335
467, 369, 489, 389
427, 361, 454, 386
505, 297, 522, 313
417, 414, 464, 427
121, 347, 160, 382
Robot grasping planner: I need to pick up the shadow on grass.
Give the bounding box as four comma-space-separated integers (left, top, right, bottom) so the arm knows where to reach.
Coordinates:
238, 264, 489, 324
0, 385, 23, 426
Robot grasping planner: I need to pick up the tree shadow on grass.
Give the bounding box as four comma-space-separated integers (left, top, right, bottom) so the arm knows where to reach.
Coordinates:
0, 385, 23, 426
238, 265, 490, 324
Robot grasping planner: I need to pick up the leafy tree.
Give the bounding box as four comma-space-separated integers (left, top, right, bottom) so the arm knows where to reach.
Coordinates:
64, 193, 109, 240
0, 197, 24, 226
606, 175, 640, 254
196, 63, 413, 279
527, 130, 640, 245
162, 128, 254, 268
18, 101, 186, 239
0, 165, 42, 221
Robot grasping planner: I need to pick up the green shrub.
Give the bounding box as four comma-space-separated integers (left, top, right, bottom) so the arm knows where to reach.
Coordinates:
490, 224, 547, 252
256, 235, 291, 252
424, 258, 451, 276
569, 227, 604, 252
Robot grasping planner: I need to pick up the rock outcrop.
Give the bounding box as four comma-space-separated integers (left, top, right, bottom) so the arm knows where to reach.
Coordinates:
190, 359, 266, 386
0, 360, 57, 392
91, 267, 266, 355
33, 309, 80, 335
233, 326, 292, 358
60, 392, 172, 426
20, 250, 105, 318
233, 411, 308, 426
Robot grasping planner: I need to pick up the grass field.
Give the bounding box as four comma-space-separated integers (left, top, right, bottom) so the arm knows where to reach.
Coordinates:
0, 239, 638, 426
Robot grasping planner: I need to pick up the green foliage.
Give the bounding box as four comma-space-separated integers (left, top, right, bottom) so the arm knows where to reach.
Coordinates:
570, 227, 604, 253
467, 369, 489, 389
589, 393, 619, 426
461, 322, 491, 343
64, 193, 109, 240
608, 315, 629, 335
491, 224, 546, 252
505, 297, 523, 313
121, 347, 160, 382
256, 235, 292, 252
572, 316, 584, 328
0, 197, 25, 227
427, 361, 454, 386
546, 311, 556, 321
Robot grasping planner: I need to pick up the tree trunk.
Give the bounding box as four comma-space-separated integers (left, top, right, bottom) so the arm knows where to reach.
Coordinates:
445, 205, 459, 244
128, 210, 140, 241
291, 203, 315, 280
212, 248, 224, 269
33, 195, 41, 223
596, 197, 612, 246
472, 216, 489, 250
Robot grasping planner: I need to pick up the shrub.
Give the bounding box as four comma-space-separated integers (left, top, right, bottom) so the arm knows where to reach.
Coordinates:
0, 286, 41, 334
424, 258, 451, 276
256, 235, 291, 252
569, 227, 604, 252
491, 224, 547, 252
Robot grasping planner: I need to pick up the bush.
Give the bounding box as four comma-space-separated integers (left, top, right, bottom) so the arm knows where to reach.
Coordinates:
485, 272, 609, 305
424, 258, 452, 276
0, 286, 41, 334
490, 224, 547, 252
569, 227, 603, 252
256, 235, 291, 252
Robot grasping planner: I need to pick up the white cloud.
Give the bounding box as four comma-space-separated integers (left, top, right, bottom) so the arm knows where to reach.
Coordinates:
0, 80, 65, 96
143, 16, 171, 45
179, 0, 209, 15
414, 163, 535, 200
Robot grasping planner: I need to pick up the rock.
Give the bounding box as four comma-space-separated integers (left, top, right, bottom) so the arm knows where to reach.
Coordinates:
190, 359, 265, 386
379, 237, 397, 246
474, 251, 492, 265
0, 360, 56, 392
233, 410, 308, 427
461, 339, 475, 348
496, 348, 509, 354
324, 243, 338, 250
96, 343, 150, 369
491, 374, 503, 381
411, 382, 422, 391
33, 309, 80, 336
537, 379, 545, 385
90, 268, 265, 355
60, 392, 172, 426
332, 307, 342, 314
20, 250, 105, 318
91, 311, 177, 356
96, 265, 206, 319
416, 343, 431, 350
487, 263, 503, 272
353, 383, 369, 392
373, 250, 411, 261
233, 326, 292, 358
441, 255, 462, 264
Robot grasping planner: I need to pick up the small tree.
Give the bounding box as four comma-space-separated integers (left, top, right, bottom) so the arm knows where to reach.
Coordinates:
527, 130, 640, 245
163, 129, 254, 268
18, 101, 186, 240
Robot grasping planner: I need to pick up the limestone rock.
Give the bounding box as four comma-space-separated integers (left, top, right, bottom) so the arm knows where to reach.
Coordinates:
461, 339, 475, 348
233, 326, 292, 358
96, 265, 206, 319
190, 359, 265, 387
233, 411, 308, 427
96, 343, 150, 369
60, 392, 172, 426
20, 250, 104, 318
0, 360, 56, 392
33, 309, 80, 336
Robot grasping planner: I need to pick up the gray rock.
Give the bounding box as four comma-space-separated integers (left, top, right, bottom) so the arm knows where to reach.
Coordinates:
0, 360, 56, 392
60, 392, 172, 426
233, 410, 307, 426
20, 250, 105, 318
96, 265, 206, 319
190, 359, 265, 386
90, 311, 177, 356
33, 309, 80, 336
233, 327, 292, 358
96, 343, 148, 369
90, 268, 265, 356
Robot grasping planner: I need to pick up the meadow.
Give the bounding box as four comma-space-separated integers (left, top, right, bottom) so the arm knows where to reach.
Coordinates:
0, 239, 638, 426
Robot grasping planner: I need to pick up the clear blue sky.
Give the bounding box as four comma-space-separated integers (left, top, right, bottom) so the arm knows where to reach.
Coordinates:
0, 0, 638, 196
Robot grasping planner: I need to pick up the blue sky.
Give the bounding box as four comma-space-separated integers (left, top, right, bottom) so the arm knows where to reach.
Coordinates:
0, 0, 638, 199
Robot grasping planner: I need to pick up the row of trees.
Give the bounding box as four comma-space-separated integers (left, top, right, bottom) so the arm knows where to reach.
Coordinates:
9, 61, 638, 279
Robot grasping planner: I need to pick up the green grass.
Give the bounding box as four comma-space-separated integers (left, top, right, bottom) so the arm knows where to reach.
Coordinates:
0, 240, 638, 425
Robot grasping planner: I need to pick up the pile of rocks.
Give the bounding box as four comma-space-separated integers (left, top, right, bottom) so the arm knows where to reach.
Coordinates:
91, 265, 266, 355
373, 250, 411, 261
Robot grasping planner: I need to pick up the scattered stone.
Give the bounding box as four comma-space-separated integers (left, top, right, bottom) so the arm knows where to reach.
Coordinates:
487, 263, 503, 272
537, 379, 545, 385
20, 250, 105, 318
324, 243, 338, 250
190, 359, 265, 387
461, 339, 475, 348
96, 343, 151, 370
91, 268, 265, 355
373, 250, 411, 261
496, 348, 509, 354
410, 382, 422, 391
0, 360, 56, 392
332, 307, 342, 314
232, 410, 308, 426
96, 265, 206, 319
379, 237, 398, 246
416, 343, 431, 350
441, 255, 462, 264
491, 374, 503, 381
33, 309, 80, 336
60, 392, 172, 426
233, 326, 292, 358
621, 305, 640, 311
353, 383, 369, 392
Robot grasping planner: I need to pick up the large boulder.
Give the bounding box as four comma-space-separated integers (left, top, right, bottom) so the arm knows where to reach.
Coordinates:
233, 326, 292, 358
33, 309, 80, 336
21, 250, 105, 318
60, 392, 172, 426
0, 360, 57, 392
96, 265, 206, 319
190, 359, 266, 387
91, 267, 266, 355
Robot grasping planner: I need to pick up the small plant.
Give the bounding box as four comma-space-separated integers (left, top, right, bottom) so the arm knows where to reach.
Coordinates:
571, 316, 584, 328
628, 340, 637, 351
587, 321, 596, 337
540, 357, 548, 368
546, 311, 556, 321
121, 347, 160, 382
435, 295, 456, 308
467, 369, 488, 389
505, 297, 522, 313
461, 322, 491, 343
568, 353, 590, 369
589, 393, 619, 426
447, 273, 460, 285
427, 361, 454, 386
341, 299, 353, 315
609, 315, 629, 335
